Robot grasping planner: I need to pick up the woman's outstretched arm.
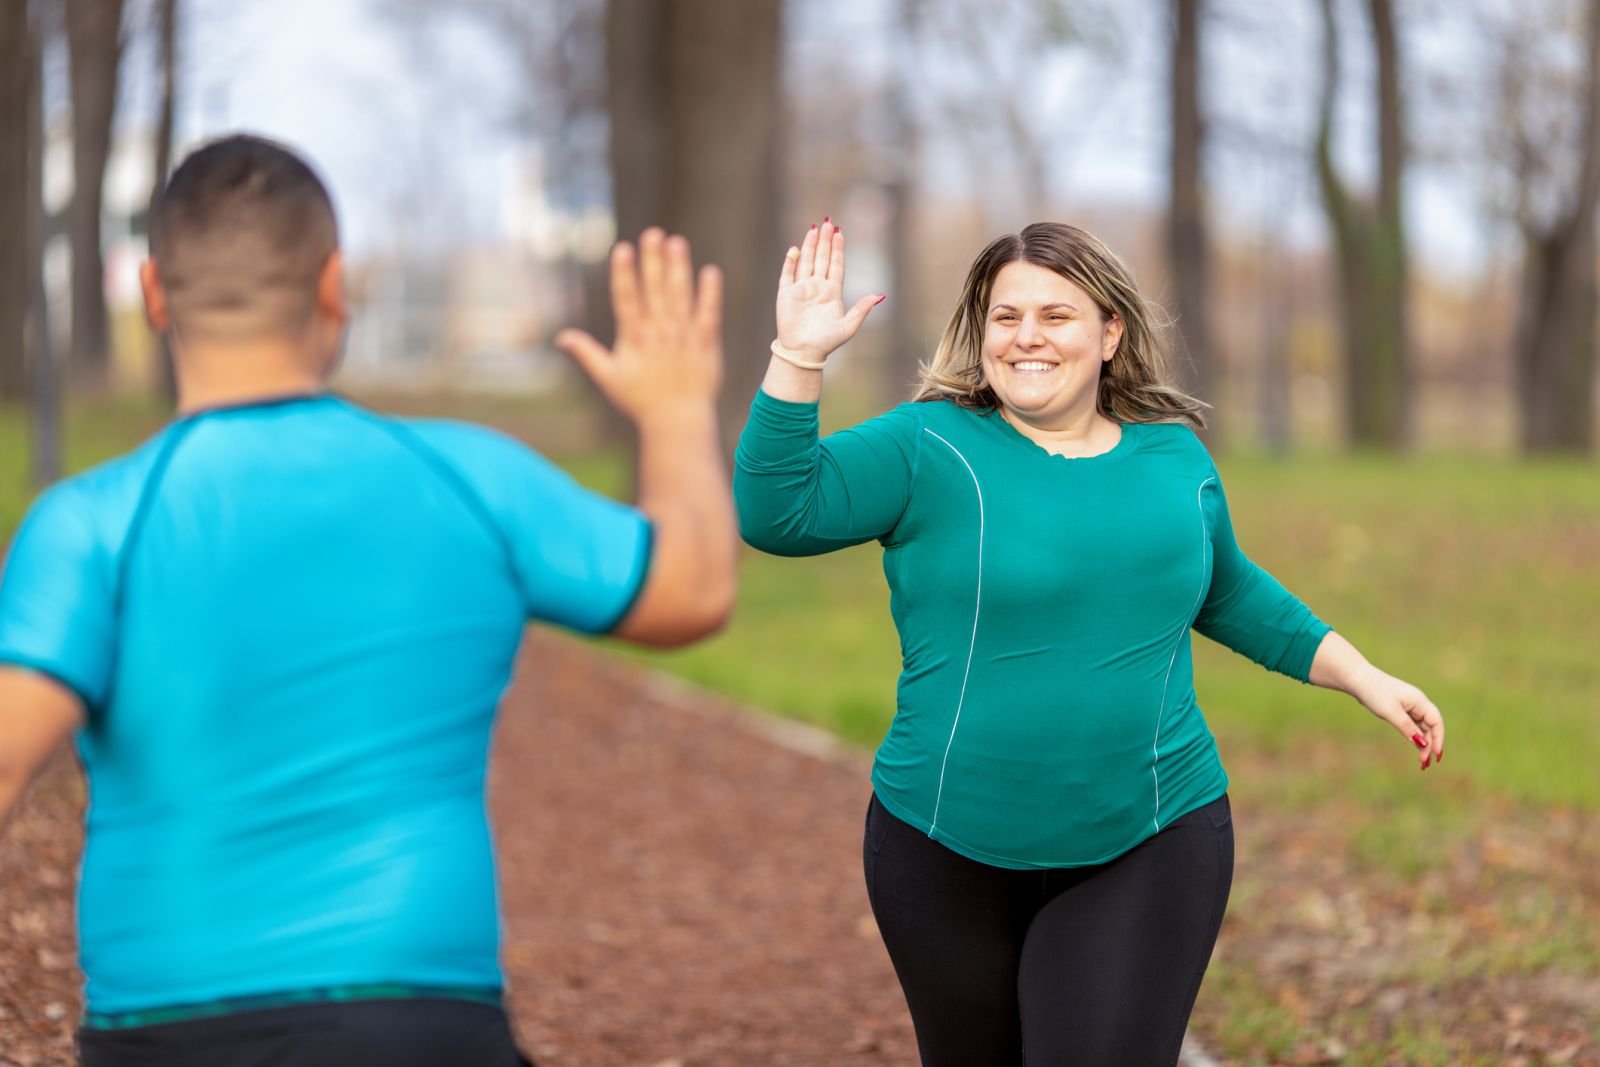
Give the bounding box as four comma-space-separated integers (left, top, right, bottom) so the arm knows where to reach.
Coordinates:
1193, 465, 1445, 773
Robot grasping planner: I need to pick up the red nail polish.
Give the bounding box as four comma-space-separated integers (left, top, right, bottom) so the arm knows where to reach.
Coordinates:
836, 227, 843, 236
824, 216, 831, 223
1411, 733, 1425, 748
809, 223, 817, 230
875, 294, 887, 305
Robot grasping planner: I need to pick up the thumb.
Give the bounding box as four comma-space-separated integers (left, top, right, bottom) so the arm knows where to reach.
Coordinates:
555, 328, 614, 388
844, 293, 886, 334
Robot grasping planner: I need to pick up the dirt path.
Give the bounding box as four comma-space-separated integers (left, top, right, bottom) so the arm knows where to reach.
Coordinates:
4, 634, 1596, 1065
0, 634, 918, 1066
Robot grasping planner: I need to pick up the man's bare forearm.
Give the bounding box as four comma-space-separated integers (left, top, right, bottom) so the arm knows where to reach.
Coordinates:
0, 667, 85, 832
620, 404, 737, 645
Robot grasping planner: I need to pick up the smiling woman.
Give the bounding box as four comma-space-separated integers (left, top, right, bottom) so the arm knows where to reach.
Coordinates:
733, 218, 1445, 1067
916, 221, 1206, 454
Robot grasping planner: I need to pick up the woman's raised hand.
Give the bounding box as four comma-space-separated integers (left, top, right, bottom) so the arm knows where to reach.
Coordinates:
775, 218, 884, 364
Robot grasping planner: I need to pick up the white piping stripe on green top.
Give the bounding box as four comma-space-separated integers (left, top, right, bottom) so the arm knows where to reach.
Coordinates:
922, 428, 984, 834
1152, 476, 1215, 831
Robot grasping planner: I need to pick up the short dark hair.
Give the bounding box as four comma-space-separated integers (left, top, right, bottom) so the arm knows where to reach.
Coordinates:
150, 134, 339, 340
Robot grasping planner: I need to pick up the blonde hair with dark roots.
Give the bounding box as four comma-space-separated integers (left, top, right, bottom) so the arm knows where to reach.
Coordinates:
914, 222, 1207, 429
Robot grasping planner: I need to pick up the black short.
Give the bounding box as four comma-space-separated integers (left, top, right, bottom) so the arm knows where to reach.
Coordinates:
78, 997, 533, 1067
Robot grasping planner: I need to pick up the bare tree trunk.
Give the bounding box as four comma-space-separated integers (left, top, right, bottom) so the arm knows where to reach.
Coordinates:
607, 0, 785, 449
881, 173, 919, 403
0, 0, 32, 400
880, 0, 921, 405
65, 0, 126, 387
1313, 0, 1411, 448
1513, 0, 1600, 454
1258, 162, 1294, 456
153, 0, 178, 404
1168, 0, 1214, 435
1367, 0, 1410, 445
29, 0, 61, 486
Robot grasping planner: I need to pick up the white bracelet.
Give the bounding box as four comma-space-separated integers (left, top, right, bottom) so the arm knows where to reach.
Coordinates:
770, 340, 828, 371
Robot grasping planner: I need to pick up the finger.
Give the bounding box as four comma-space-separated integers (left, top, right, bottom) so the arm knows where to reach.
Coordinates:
843, 292, 886, 335
664, 234, 693, 318
638, 227, 667, 313
1401, 692, 1441, 768
781, 245, 801, 287
817, 217, 835, 278
828, 227, 846, 290
610, 242, 641, 331
1419, 696, 1444, 763
554, 328, 613, 388
1386, 709, 1428, 762
799, 223, 820, 278
693, 263, 724, 344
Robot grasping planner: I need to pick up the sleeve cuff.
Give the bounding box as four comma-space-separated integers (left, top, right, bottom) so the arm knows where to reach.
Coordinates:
1284, 620, 1334, 684
0, 653, 97, 716
595, 519, 655, 635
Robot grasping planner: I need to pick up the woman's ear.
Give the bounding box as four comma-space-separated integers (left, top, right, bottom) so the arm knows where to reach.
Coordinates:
1102, 313, 1123, 362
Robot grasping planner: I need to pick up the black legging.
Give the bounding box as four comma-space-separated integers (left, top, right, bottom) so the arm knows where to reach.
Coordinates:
864, 792, 1234, 1066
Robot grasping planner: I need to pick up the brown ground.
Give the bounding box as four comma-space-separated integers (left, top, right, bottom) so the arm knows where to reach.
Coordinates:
2, 635, 1597, 1066
0, 634, 916, 1066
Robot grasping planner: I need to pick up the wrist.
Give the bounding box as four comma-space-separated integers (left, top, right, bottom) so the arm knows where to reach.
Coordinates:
770, 339, 829, 371
1342, 661, 1387, 703
634, 400, 718, 439
775, 331, 839, 363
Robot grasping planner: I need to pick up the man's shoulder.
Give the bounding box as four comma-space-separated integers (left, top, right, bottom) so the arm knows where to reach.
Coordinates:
382, 416, 581, 511
25, 431, 180, 544
391, 417, 541, 469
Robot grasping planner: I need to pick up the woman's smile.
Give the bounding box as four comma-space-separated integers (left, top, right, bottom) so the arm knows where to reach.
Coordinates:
980, 262, 1122, 433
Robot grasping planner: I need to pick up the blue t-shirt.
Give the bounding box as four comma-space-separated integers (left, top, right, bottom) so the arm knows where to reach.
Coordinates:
0, 394, 652, 1018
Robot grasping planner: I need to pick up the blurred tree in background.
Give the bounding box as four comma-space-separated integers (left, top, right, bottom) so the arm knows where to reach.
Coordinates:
150, 0, 177, 402
3, 0, 1599, 457
608, 0, 785, 446
1491, 0, 1600, 453
64, 0, 126, 387
0, 0, 34, 403
1168, 0, 1215, 431
1314, 0, 1412, 448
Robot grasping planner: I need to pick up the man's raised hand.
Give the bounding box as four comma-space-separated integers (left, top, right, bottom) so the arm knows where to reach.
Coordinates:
557, 228, 723, 426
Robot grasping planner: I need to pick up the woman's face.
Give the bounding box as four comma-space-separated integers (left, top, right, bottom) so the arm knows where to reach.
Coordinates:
979, 261, 1122, 430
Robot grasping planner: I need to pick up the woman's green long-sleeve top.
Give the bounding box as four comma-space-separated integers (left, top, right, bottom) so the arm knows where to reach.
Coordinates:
734, 390, 1332, 869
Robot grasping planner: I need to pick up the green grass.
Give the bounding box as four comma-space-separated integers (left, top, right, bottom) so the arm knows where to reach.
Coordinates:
6, 391, 1597, 1062
11, 395, 1592, 813
603, 447, 1600, 812
0, 397, 172, 530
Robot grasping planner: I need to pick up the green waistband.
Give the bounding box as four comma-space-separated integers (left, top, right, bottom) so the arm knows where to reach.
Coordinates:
83, 984, 503, 1031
